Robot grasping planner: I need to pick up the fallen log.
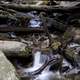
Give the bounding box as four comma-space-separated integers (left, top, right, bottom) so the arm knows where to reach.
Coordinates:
0, 3, 80, 13
0, 9, 32, 20
0, 25, 45, 33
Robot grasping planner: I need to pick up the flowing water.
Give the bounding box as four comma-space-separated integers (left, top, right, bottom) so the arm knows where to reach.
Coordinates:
19, 51, 64, 80
27, 11, 42, 28
20, 48, 80, 80
21, 50, 47, 78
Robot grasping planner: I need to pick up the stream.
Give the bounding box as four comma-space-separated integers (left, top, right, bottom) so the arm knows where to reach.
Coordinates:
0, 10, 80, 80
10, 42, 80, 80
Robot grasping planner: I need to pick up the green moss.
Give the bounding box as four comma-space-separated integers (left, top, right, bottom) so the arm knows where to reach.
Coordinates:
51, 40, 61, 50
20, 47, 32, 56
64, 74, 80, 80
65, 48, 75, 58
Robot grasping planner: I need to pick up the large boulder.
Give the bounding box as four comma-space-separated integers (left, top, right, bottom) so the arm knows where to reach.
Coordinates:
0, 41, 28, 56
0, 51, 19, 80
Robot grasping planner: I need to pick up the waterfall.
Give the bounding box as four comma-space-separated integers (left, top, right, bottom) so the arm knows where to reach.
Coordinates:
33, 51, 43, 69
23, 51, 46, 73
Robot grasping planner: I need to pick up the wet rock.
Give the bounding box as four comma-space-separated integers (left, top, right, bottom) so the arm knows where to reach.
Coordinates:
0, 51, 19, 80
65, 48, 77, 66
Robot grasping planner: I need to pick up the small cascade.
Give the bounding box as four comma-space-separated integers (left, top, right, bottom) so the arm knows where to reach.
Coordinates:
33, 51, 42, 67
22, 51, 47, 75
27, 11, 42, 28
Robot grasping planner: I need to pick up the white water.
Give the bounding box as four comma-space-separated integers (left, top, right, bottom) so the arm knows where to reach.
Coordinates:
23, 51, 45, 73
68, 43, 80, 48
22, 50, 78, 80
32, 52, 62, 80
62, 59, 72, 69
27, 11, 42, 28
22, 51, 62, 80
33, 51, 44, 69
34, 55, 72, 80
29, 18, 41, 28
35, 71, 55, 80
34, 65, 62, 80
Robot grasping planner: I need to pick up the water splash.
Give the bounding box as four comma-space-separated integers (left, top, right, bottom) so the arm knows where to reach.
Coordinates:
27, 11, 42, 28
29, 18, 42, 28
34, 66, 62, 80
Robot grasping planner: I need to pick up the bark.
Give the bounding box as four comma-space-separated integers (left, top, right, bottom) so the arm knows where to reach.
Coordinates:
0, 25, 44, 33
0, 9, 32, 19
0, 3, 80, 13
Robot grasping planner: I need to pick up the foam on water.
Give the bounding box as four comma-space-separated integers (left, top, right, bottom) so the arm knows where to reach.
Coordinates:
34, 67, 61, 80
62, 59, 72, 69
29, 18, 41, 28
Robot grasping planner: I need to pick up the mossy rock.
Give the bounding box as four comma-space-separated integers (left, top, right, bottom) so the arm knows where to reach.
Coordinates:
51, 40, 61, 50
20, 47, 32, 56
64, 74, 80, 80
65, 48, 75, 58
